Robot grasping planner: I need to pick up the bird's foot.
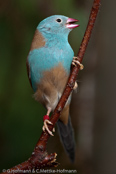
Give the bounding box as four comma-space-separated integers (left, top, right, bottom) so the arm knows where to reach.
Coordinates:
42, 115, 55, 136
72, 57, 84, 70
73, 81, 78, 90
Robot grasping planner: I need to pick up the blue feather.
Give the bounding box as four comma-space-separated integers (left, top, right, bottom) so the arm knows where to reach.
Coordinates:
28, 40, 74, 91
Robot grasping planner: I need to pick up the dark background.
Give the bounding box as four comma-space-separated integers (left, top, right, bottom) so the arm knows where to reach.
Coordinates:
0, 0, 116, 174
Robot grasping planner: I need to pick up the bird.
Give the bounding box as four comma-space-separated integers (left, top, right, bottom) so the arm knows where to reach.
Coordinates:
26, 15, 83, 162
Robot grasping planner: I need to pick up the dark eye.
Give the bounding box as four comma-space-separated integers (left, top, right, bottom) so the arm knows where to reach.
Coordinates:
56, 18, 62, 23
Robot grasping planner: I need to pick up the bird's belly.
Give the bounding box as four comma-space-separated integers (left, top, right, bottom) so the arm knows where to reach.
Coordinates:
34, 63, 70, 110
28, 45, 74, 91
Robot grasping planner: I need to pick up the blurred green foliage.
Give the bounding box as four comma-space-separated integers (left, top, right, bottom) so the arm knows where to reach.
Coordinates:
0, 0, 88, 171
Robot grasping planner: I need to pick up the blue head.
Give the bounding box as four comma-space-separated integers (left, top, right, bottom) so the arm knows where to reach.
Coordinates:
37, 15, 79, 40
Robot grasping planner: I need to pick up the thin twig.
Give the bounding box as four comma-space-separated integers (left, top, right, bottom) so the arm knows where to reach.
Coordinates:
1, 0, 101, 173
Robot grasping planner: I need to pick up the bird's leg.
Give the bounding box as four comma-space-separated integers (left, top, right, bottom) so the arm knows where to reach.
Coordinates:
42, 107, 55, 136
72, 56, 84, 70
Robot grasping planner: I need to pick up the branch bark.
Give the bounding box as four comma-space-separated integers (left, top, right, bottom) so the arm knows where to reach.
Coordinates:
1, 0, 101, 173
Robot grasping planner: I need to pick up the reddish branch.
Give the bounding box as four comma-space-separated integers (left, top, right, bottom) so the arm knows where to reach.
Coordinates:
1, 0, 101, 173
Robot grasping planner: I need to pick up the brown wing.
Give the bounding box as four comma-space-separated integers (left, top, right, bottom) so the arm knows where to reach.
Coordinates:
26, 58, 32, 87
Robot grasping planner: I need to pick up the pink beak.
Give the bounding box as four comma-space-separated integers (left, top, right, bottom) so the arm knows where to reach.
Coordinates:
66, 18, 79, 29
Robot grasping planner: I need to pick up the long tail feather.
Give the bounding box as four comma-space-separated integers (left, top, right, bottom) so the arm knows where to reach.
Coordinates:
57, 116, 75, 162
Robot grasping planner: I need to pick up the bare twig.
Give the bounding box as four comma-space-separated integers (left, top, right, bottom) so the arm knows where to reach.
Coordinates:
1, 0, 101, 173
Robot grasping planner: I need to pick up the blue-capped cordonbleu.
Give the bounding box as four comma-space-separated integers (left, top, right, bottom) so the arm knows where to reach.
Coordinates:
26, 15, 83, 162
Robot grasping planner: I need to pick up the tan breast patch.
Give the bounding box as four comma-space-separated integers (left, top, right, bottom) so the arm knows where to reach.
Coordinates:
30, 29, 46, 51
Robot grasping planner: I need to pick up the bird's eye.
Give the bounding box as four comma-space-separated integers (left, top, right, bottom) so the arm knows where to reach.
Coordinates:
56, 18, 62, 23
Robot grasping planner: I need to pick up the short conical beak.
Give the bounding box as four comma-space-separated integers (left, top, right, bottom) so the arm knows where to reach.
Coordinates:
66, 18, 79, 29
